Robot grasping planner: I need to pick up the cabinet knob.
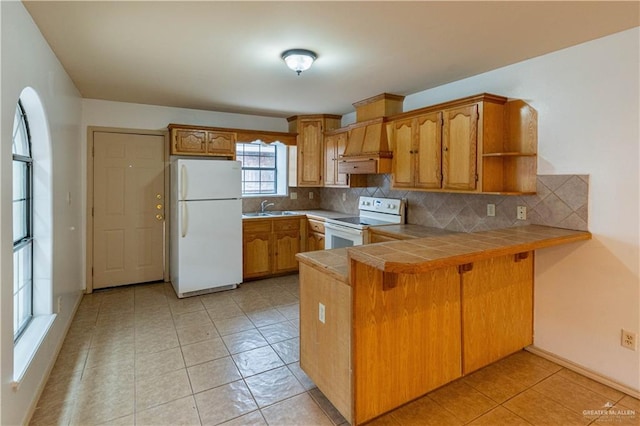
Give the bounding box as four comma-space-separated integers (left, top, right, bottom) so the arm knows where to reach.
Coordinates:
443, 147, 448, 151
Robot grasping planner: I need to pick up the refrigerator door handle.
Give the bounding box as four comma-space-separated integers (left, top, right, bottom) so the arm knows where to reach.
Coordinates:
180, 164, 187, 200
181, 203, 188, 238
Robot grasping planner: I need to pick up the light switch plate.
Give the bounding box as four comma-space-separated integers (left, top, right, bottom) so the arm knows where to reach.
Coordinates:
318, 303, 325, 324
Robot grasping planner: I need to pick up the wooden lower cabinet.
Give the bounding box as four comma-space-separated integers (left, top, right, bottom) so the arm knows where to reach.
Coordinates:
273, 220, 301, 274
242, 218, 303, 280
299, 252, 534, 425
306, 218, 326, 251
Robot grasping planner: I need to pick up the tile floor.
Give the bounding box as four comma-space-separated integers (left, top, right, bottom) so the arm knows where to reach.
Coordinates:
31, 274, 638, 426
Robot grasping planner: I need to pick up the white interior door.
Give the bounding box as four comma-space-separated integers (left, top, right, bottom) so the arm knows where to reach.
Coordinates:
93, 131, 166, 289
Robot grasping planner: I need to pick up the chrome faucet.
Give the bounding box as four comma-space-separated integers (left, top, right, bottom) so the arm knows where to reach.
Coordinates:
260, 200, 275, 213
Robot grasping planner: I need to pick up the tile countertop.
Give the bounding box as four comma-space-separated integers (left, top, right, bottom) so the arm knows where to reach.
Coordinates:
242, 209, 354, 220
296, 225, 592, 281
369, 224, 457, 239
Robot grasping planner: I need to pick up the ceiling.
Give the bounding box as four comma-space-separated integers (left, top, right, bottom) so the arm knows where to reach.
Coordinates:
23, 1, 639, 118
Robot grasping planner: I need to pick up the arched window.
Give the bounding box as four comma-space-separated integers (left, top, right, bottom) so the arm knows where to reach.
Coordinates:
12, 100, 33, 340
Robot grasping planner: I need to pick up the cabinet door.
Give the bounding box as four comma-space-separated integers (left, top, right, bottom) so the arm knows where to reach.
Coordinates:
298, 119, 324, 186
334, 132, 349, 186
391, 118, 414, 188
172, 129, 207, 155
242, 231, 271, 279
415, 112, 443, 189
274, 230, 300, 273
442, 104, 478, 190
307, 231, 325, 251
461, 252, 533, 374
324, 134, 338, 186
207, 131, 236, 157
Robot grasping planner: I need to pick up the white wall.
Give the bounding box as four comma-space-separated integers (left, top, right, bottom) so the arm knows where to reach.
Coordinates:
402, 28, 640, 391
81, 99, 289, 133
1, 2, 84, 425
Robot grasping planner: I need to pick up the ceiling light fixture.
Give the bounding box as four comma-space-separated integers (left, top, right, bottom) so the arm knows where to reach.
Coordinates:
281, 49, 317, 75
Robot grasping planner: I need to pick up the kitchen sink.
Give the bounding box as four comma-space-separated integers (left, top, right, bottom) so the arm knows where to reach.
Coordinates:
243, 211, 299, 217
265, 211, 299, 216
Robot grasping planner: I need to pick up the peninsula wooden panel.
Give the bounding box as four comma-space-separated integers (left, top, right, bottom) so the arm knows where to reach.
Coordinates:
351, 261, 462, 424
299, 263, 352, 423
461, 252, 534, 374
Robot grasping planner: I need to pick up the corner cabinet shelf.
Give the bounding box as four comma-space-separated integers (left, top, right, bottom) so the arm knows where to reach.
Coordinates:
480, 100, 538, 194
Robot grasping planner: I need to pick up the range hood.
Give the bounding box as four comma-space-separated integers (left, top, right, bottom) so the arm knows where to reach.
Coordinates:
338, 93, 405, 174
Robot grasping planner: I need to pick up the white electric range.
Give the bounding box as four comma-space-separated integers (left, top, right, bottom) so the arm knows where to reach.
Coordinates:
324, 196, 406, 249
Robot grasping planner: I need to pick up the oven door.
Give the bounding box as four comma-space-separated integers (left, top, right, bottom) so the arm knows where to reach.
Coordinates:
324, 222, 366, 249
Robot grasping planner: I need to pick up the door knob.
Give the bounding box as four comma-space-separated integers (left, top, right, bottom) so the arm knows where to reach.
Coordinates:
156, 214, 164, 221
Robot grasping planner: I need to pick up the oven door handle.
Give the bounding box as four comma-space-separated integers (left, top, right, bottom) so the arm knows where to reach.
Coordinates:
324, 222, 364, 235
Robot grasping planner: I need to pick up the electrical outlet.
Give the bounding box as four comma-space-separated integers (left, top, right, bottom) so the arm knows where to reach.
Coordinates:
290, 192, 297, 200
487, 204, 496, 217
57, 296, 62, 313
621, 329, 637, 350
309, 192, 314, 200
318, 303, 325, 324
517, 206, 527, 220
342, 193, 347, 202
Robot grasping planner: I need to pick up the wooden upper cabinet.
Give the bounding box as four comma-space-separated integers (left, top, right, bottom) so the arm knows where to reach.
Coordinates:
416, 113, 443, 189
173, 128, 207, 155
391, 112, 442, 190
169, 124, 236, 158
207, 131, 236, 156
299, 119, 324, 186
324, 131, 367, 188
288, 115, 342, 187
442, 104, 478, 191
389, 94, 536, 194
391, 119, 413, 188
324, 132, 342, 187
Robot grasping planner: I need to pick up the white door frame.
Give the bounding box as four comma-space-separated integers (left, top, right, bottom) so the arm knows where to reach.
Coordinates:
86, 126, 170, 293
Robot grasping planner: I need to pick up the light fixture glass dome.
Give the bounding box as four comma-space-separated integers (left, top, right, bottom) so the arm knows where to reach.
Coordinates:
281, 49, 317, 75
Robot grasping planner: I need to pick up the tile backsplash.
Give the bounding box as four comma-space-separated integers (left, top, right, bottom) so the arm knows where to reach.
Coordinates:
320, 175, 589, 232
242, 187, 321, 213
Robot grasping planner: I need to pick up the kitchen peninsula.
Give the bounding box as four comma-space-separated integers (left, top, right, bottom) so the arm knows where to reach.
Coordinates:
296, 225, 591, 425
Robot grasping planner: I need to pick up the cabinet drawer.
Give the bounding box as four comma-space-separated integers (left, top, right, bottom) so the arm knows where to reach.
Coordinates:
308, 219, 325, 234
338, 160, 378, 174
243, 220, 272, 233
274, 218, 301, 232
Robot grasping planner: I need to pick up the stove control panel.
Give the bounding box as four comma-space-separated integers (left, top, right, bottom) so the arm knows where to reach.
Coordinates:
359, 196, 405, 216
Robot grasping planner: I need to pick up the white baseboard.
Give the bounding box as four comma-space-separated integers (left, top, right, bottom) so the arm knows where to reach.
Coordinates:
526, 346, 640, 399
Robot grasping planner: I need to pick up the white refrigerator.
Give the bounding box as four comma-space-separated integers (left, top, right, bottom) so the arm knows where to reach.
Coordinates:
170, 158, 242, 298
